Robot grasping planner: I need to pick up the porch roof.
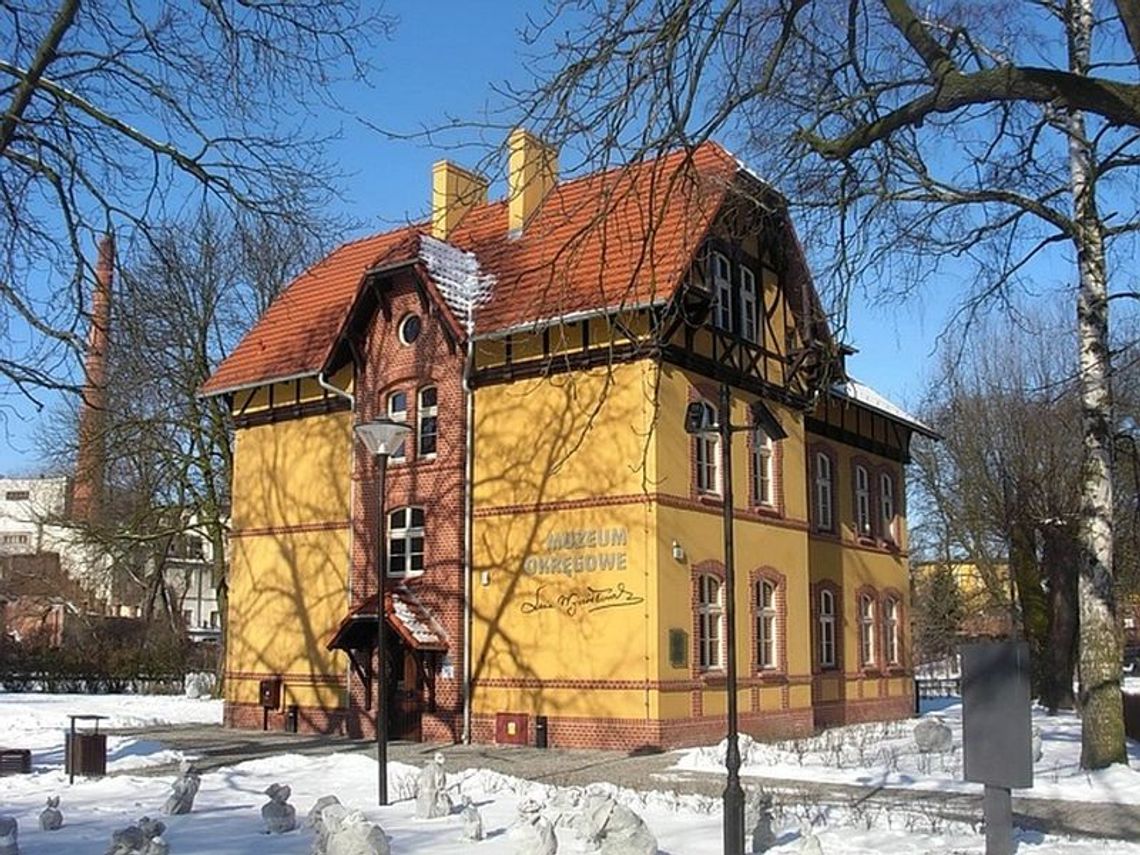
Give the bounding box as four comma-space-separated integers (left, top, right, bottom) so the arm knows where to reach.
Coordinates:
327, 587, 448, 653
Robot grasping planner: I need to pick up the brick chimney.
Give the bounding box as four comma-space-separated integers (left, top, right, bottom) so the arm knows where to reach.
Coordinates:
72, 232, 113, 523
507, 128, 558, 234
432, 161, 488, 240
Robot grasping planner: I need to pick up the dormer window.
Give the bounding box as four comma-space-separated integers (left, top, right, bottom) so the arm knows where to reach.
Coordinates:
712, 252, 733, 331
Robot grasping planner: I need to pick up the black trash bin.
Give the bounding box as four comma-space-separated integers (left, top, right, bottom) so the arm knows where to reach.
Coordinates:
285, 704, 299, 734
535, 715, 549, 749
65, 715, 108, 784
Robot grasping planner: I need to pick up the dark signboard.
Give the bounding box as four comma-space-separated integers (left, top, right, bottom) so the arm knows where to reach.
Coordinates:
962, 640, 1033, 789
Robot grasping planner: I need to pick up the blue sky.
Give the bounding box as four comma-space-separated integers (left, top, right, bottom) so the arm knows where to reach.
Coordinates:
0, 1, 1070, 474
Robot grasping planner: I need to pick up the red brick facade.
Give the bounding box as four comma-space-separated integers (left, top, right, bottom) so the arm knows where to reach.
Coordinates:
347, 270, 468, 743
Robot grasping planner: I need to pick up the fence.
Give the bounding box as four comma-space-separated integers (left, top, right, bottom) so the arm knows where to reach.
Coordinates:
0, 673, 185, 695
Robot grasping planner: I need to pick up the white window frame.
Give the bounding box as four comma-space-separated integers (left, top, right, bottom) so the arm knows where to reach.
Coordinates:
697, 574, 724, 670
712, 252, 733, 331
417, 386, 438, 459
387, 391, 408, 462
387, 506, 425, 578
814, 452, 833, 531
819, 589, 836, 668
855, 464, 871, 536
740, 265, 758, 343
757, 579, 778, 670
695, 401, 721, 494
885, 597, 900, 665
751, 428, 774, 506
859, 594, 877, 667
880, 472, 896, 542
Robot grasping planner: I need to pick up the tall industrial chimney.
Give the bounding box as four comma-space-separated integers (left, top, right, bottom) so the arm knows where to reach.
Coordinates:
72, 233, 113, 523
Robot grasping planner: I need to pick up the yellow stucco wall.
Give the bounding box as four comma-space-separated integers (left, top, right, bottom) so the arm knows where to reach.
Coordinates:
225, 409, 353, 710
471, 361, 660, 720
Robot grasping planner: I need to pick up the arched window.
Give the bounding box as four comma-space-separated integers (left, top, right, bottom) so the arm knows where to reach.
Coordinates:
388, 507, 425, 578
814, 452, 833, 531
880, 472, 896, 542
712, 252, 733, 331
855, 464, 871, 536
884, 596, 901, 665
386, 391, 408, 462
756, 579, 779, 670
751, 428, 774, 507
694, 401, 720, 494
417, 386, 438, 458
819, 588, 836, 668
697, 574, 724, 670
859, 594, 877, 667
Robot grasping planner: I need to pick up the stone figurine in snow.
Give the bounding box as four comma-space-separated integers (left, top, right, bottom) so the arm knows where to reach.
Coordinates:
39, 796, 63, 831
577, 793, 656, 855
321, 807, 391, 855
262, 783, 298, 834
0, 816, 17, 855
546, 787, 583, 828
1032, 726, 1044, 763
746, 790, 776, 853
413, 753, 452, 820
163, 761, 201, 815
106, 817, 166, 855
459, 795, 484, 841
509, 799, 557, 855
308, 795, 343, 853
798, 821, 823, 855
913, 716, 953, 753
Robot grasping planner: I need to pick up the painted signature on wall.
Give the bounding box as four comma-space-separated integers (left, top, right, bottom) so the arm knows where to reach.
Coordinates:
519, 583, 645, 617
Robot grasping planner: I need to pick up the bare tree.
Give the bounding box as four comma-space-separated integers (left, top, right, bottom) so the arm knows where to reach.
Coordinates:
1, 0, 389, 412
496, 0, 1140, 768
37, 206, 340, 673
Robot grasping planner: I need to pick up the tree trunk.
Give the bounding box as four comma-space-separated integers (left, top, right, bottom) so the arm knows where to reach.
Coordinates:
1041, 523, 1079, 713
1068, 0, 1126, 769
1010, 520, 1049, 696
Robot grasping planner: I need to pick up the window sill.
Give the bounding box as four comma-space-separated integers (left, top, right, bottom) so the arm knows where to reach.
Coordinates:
696, 492, 723, 506
751, 503, 782, 518
755, 670, 788, 684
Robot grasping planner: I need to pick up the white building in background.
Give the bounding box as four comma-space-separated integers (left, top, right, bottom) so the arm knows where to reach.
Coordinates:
0, 476, 70, 555
167, 523, 223, 643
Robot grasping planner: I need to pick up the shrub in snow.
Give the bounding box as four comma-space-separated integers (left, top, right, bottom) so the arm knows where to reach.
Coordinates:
508, 799, 557, 855
576, 793, 657, 855
746, 790, 776, 853
913, 717, 953, 753
261, 783, 298, 834
162, 760, 200, 815
39, 796, 62, 831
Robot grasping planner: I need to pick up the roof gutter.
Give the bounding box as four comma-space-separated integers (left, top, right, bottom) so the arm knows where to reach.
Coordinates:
470, 298, 668, 341
196, 370, 320, 401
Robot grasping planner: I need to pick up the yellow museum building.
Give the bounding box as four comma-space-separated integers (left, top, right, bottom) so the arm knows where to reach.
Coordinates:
202, 133, 936, 749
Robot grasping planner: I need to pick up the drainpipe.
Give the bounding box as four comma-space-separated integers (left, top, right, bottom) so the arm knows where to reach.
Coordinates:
461, 335, 476, 744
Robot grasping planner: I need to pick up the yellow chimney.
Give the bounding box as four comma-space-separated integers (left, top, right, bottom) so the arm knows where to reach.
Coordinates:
508, 128, 558, 234
432, 161, 488, 240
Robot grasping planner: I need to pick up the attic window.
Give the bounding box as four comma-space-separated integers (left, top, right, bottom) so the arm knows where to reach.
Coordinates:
398, 314, 422, 345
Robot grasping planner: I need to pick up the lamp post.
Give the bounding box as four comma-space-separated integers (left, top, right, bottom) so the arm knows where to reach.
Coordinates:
685, 387, 786, 855
355, 418, 412, 807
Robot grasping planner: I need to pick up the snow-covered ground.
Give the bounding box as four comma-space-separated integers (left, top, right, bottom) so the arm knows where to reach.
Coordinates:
0, 692, 1134, 852
677, 699, 1140, 805
0, 692, 222, 772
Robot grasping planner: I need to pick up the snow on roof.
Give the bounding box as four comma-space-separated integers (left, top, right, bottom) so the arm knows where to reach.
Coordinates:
419, 234, 495, 334
831, 378, 939, 438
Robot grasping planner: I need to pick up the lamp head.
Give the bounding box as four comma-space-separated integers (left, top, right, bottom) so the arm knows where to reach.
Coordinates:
355, 418, 412, 456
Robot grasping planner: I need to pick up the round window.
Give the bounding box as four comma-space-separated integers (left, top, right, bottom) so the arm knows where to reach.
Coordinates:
398, 314, 421, 345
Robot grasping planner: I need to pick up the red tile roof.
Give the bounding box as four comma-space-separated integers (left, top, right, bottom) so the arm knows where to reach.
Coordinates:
203, 142, 739, 396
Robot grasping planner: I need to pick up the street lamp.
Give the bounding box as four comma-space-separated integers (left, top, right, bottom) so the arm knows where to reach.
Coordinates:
355, 417, 412, 807
685, 388, 786, 855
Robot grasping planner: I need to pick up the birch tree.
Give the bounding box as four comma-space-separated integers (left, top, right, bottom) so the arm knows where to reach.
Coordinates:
504, 0, 1140, 766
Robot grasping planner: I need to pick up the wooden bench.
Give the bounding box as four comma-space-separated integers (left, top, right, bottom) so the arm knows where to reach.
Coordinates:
0, 750, 31, 775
